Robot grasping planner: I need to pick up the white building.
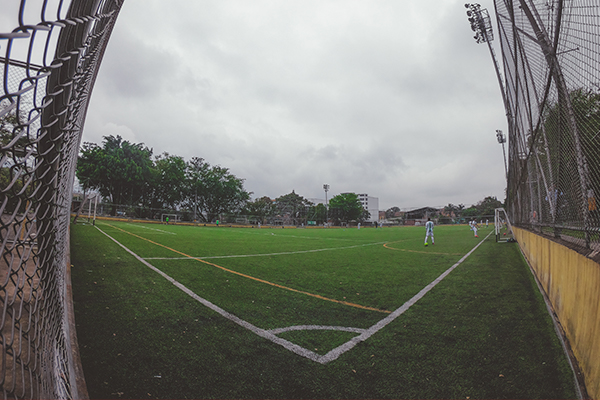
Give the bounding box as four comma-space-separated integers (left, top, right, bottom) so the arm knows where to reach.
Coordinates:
356, 193, 379, 222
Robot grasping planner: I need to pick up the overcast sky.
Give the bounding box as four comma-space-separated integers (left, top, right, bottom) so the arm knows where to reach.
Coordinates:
83, 0, 508, 210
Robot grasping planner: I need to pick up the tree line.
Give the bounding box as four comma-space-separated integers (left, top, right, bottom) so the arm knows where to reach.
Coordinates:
76, 135, 369, 225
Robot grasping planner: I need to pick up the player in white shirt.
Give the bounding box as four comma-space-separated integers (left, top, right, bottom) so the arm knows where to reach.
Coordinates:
424, 218, 434, 246
471, 219, 479, 237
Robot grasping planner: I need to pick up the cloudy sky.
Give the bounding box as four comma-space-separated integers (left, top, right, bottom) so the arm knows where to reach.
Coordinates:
83, 0, 508, 210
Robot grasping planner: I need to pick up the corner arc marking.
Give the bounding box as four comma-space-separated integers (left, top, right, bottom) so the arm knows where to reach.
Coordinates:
268, 325, 367, 335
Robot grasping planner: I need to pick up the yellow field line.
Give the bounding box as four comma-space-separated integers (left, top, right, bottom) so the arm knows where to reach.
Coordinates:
383, 241, 463, 256
105, 223, 391, 314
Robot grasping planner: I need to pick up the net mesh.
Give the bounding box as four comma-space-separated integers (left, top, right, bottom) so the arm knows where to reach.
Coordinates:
1, 0, 123, 398
495, 0, 600, 252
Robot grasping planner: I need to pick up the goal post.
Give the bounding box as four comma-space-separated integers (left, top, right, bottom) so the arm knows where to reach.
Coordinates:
494, 208, 515, 242
161, 214, 179, 224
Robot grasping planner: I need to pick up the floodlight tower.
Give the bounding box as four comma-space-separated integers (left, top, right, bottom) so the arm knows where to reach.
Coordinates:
323, 184, 330, 225
496, 129, 508, 181
464, 3, 509, 114
466, 3, 513, 191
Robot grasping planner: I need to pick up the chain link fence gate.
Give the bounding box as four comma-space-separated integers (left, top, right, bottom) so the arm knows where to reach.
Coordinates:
492, 0, 600, 252
1, 0, 124, 398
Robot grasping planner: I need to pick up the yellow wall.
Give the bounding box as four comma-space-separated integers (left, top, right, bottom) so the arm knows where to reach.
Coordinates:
513, 227, 600, 399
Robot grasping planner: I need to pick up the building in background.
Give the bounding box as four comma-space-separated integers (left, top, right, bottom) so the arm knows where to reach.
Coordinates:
356, 193, 379, 222
313, 193, 380, 223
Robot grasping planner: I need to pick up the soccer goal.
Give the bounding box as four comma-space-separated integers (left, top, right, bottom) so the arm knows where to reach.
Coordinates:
494, 208, 515, 242
161, 214, 179, 224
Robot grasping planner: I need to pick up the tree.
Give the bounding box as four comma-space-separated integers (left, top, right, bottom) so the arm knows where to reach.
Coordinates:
532, 88, 600, 223
461, 206, 479, 218
152, 153, 186, 210
188, 162, 251, 222
184, 157, 210, 221
1, 111, 32, 213
307, 203, 327, 225
273, 191, 313, 225
475, 196, 503, 216
76, 135, 154, 215
243, 196, 275, 223
385, 206, 401, 219
328, 193, 364, 224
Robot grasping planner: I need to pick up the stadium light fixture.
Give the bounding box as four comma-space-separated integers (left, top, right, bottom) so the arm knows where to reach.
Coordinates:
323, 184, 330, 225
496, 129, 508, 181
466, 3, 512, 190
464, 3, 494, 43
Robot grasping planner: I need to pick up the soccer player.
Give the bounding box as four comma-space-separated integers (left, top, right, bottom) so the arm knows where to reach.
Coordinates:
471, 219, 479, 237
424, 218, 434, 246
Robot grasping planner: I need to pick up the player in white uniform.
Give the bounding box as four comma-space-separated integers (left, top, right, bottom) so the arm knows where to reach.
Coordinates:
424, 218, 434, 246
471, 219, 479, 237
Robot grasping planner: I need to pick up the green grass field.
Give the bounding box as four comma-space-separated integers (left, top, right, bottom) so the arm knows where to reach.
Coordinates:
70, 220, 577, 399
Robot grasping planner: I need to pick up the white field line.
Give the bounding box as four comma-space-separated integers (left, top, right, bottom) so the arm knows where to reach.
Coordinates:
144, 241, 387, 260
234, 230, 359, 242
268, 326, 367, 335
317, 229, 494, 364
95, 225, 491, 364
123, 223, 177, 235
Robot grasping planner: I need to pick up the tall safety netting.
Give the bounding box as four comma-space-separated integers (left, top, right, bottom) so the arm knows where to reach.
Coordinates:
495, 0, 600, 253
0, 0, 123, 398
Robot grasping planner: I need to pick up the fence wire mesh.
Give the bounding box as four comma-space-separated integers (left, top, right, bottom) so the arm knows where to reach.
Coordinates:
495, 0, 600, 252
1, 0, 123, 398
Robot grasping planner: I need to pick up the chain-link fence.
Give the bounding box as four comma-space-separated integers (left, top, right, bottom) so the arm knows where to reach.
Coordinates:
494, 0, 600, 252
1, 1, 123, 398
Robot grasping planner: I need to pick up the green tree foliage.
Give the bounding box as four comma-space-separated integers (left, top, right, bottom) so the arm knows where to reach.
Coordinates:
385, 206, 400, 219
443, 203, 464, 217
152, 153, 186, 210
76, 135, 154, 215
307, 203, 327, 224
532, 88, 600, 217
475, 196, 503, 216
328, 193, 365, 224
184, 157, 250, 222
568, 88, 600, 194
243, 196, 275, 223
1, 111, 34, 213
77, 137, 251, 220
273, 191, 313, 225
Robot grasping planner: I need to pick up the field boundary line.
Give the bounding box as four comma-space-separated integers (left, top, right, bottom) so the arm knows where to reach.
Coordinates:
98, 223, 390, 314
93, 225, 492, 365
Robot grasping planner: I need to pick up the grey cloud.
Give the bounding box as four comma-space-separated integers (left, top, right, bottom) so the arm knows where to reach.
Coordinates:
83, 0, 507, 210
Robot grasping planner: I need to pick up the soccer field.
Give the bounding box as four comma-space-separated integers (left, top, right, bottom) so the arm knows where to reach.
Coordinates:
70, 221, 577, 399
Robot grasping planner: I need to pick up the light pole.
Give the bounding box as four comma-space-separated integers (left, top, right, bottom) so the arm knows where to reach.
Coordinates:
323, 184, 329, 226
496, 129, 508, 181
465, 3, 512, 133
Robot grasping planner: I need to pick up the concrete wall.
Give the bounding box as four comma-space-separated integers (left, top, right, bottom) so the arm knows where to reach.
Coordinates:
513, 227, 600, 399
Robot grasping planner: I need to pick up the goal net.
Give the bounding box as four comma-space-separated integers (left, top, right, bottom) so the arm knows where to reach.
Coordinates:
161, 213, 179, 223
495, 208, 515, 243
